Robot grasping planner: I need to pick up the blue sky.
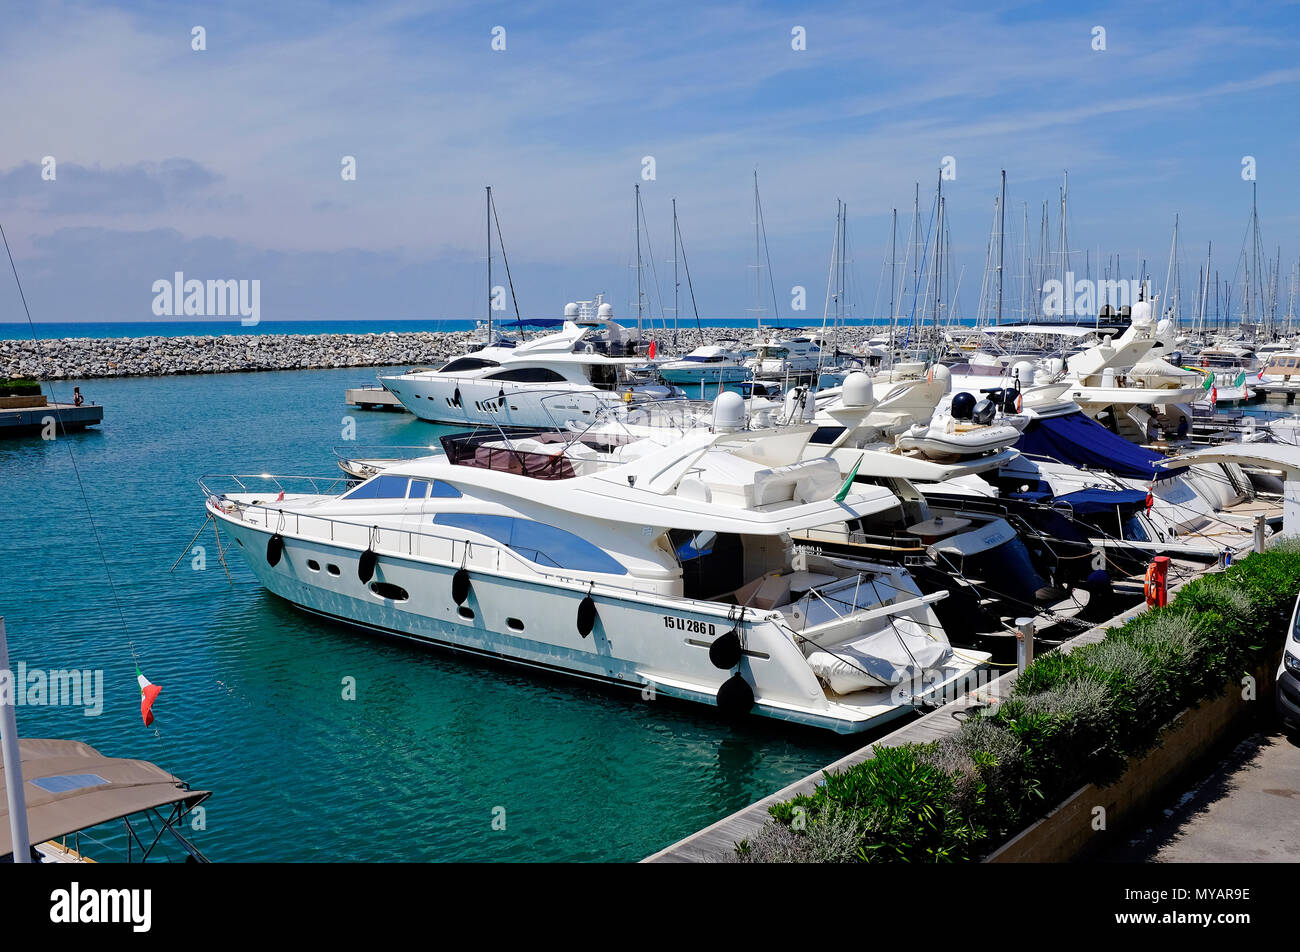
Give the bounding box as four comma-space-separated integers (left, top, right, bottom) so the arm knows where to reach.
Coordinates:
0, 0, 1297, 325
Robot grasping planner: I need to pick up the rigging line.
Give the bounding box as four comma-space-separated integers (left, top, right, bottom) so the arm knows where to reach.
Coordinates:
489, 193, 524, 335
636, 188, 668, 331
755, 185, 782, 327
674, 209, 703, 336
1, 218, 178, 754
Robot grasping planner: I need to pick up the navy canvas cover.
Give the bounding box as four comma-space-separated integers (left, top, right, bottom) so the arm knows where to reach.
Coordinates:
1015, 412, 1180, 481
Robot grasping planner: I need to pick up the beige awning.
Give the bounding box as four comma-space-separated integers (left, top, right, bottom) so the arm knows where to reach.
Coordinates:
0, 738, 210, 858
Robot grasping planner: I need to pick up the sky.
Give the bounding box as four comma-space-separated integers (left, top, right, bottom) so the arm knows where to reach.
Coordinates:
0, 0, 1298, 326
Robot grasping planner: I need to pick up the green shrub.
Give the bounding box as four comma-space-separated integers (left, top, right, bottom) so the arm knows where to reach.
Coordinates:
732, 805, 865, 863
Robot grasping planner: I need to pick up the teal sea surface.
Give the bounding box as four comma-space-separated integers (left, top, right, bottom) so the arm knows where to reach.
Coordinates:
0, 366, 855, 862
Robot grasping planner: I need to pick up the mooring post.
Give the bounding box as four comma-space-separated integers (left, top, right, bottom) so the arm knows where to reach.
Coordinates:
1254, 514, 1267, 553
1016, 616, 1035, 675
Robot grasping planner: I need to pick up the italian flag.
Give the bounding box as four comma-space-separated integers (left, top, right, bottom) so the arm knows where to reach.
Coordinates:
137, 667, 162, 727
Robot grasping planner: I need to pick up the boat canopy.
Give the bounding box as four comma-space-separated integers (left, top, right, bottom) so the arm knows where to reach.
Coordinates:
0, 738, 210, 859
1015, 411, 1180, 481
1053, 487, 1150, 514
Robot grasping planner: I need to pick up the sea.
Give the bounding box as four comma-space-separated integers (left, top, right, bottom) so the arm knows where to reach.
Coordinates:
0, 359, 862, 863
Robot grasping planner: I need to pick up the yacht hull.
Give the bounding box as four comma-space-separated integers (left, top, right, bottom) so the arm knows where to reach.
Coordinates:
211, 506, 986, 734
380, 375, 625, 429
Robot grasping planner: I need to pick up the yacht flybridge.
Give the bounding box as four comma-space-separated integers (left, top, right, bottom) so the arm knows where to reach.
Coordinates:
201, 400, 989, 734
380, 298, 675, 429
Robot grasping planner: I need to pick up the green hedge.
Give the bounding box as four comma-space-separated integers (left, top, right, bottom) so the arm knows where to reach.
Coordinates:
736, 542, 1300, 863
0, 378, 42, 397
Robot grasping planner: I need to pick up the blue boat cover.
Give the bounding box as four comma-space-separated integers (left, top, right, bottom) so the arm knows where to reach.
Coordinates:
1015, 412, 1180, 480
1054, 488, 1149, 514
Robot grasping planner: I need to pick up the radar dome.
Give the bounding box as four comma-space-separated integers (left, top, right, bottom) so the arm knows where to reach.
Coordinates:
713, 390, 745, 432
841, 372, 874, 407
1131, 300, 1153, 324
597, 302, 614, 319
1012, 360, 1036, 383
564, 303, 579, 318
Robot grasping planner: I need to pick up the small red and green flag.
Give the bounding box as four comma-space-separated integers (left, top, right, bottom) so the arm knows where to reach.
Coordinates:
137, 667, 162, 727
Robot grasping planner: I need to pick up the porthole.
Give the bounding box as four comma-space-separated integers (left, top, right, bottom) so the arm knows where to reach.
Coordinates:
370, 581, 409, 601
458, 606, 475, 620
506, 618, 524, 631
307, 560, 321, 572
327, 564, 341, 576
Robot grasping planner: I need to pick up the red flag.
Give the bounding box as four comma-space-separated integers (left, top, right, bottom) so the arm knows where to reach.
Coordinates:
647, 339, 657, 359
276, 490, 285, 502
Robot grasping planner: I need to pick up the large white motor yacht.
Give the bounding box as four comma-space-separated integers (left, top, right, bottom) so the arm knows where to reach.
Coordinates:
380, 299, 673, 429
202, 397, 989, 734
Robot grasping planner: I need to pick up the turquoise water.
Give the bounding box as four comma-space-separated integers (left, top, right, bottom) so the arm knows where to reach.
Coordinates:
0, 367, 854, 861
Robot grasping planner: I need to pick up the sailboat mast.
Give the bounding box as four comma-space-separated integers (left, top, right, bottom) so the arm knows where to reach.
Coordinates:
934, 170, 942, 327
890, 207, 896, 340
635, 182, 643, 338
997, 169, 1005, 326
754, 170, 762, 332
672, 198, 679, 350
486, 185, 493, 340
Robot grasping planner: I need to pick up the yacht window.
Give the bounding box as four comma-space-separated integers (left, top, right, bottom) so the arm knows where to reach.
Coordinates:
1123, 516, 1150, 542
342, 475, 411, 500
430, 480, 461, 498
370, 581, 409, 601
432, 513, 627, 575
438, 357, 500, 373
484, 367, 567, 383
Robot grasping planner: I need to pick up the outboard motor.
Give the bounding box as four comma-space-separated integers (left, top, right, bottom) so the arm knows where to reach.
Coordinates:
951, 391, 976, 420
971, 398, 996, 425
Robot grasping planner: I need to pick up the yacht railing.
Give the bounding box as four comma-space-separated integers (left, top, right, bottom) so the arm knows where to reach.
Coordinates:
200, 474, 576, 579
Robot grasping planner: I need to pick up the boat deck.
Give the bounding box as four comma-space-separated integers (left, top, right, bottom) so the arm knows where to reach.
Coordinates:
345, 386, 408, 411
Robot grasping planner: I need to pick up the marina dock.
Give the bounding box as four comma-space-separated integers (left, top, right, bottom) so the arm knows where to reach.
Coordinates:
0, 401, 103, 437
345, 385, 407, 411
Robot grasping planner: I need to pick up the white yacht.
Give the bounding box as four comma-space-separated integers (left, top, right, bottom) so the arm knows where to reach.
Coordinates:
657, 345, 752, 385
743, 335, 830, 379
379, 299, 673, 429
202, 399, 989, 734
